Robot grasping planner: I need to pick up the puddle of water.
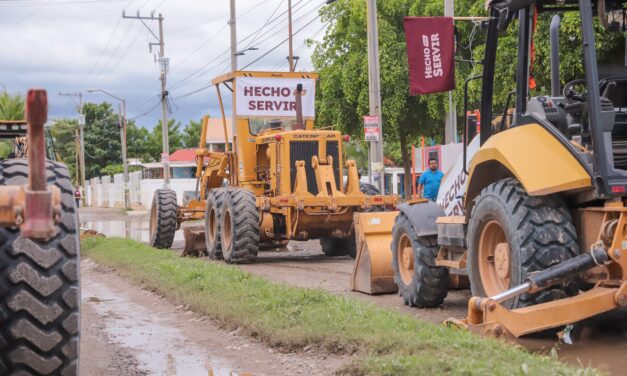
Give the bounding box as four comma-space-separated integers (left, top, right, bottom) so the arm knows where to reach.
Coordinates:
81, 219, 184, 244
522, 310, 627, 375
82, 278, 239, 376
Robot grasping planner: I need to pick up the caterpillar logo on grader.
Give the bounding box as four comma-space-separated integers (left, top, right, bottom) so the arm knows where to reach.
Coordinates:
149, 71, 397, 263
353, 0, 627, 339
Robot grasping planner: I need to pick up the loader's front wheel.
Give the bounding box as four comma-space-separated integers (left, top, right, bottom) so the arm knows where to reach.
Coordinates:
205, 188, 229, 259
220, 189, 260, 263
467, 178, 580, 309
149, 189, 178, 249
391, 212, 449, 307
320, 237, 356, 258
0, 159, 80, 375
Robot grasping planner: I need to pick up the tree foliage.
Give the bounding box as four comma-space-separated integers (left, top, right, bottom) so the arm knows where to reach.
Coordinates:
0, 89, 24, 120
181, 119, 203, 148
312, 0, 625, 197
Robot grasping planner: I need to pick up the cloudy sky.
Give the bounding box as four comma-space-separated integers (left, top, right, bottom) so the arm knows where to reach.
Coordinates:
0, 0, 329, 129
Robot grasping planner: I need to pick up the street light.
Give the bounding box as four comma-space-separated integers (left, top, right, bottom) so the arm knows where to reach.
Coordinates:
235, 46, 258, 56
86, 88, 130, 209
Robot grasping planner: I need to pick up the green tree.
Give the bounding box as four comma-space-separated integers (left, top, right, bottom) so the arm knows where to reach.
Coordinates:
82, 102, 124, 178
181, 119, 203, 148
313, 0, 625, 197
0, 89, 24, 120
313, 0, 446, 197
50, 119, 79, 182
126, 121, 152, 162
143, 119, 183, 161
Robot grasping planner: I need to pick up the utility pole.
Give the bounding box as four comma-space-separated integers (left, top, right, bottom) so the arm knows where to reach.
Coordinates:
117, 101, 130, 209
288, 0, 295, 72
59, 92, 86, 195
444, 0, 456, 143
366, 0, 385, 194
229, 0, 238, 137
123, 11, 171, 187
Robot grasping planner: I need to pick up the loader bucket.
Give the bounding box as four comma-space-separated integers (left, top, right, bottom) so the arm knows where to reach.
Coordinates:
351, 211, 399, 294
182, 223, 207, 257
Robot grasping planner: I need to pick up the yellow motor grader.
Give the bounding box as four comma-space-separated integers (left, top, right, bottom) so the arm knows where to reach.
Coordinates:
353, 0, 627, 337
149, 71, 397, 263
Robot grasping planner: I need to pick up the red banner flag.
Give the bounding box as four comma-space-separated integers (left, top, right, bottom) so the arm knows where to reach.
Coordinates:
404, 17, 455, 95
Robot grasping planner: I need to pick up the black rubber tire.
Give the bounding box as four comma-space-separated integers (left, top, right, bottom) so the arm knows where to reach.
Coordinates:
467, 178, 580, 309
320, 237, 356, 258
391, 212, 449, 307
359, 182, 379, 195
359, 182, 386, 213
220, 189, 260, 264
149, 189, 178, 249
0, 159, 80, 375
204, 188, 229, 260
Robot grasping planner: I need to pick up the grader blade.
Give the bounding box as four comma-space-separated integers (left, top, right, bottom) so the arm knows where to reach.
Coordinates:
182, 224, 207, 257
351, 211, 399, 294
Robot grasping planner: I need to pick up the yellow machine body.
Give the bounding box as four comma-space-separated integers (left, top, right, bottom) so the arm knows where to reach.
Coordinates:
178, 71, 397, 255
465, 124, 591, 206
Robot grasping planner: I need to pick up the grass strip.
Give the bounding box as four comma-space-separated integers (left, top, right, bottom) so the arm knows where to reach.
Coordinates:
82, 237, 598, 375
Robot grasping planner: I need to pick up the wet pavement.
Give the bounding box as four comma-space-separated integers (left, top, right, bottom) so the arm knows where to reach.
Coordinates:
80, 259, 346, 376
79, 207, 627, 375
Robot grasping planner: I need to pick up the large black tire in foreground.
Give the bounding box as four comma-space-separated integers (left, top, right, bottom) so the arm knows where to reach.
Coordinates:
220, 189, 260, 264
391, 212, 449, 307
204, 188, 229, 260
0, 159, 79, 375
467, 178, 580, 309
149, 189, 178, 249
320, 237, 356, 258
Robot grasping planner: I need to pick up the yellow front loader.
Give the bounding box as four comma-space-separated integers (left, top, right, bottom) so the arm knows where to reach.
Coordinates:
353, 0, 627, 338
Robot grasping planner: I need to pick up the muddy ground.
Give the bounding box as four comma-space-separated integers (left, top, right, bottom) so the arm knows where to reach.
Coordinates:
80, 207, 627, 375
80, 259, 347, 376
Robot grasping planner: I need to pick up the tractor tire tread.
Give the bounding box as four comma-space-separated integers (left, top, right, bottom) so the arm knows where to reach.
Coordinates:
0, 159, 80, 375
150, 189, 178, 249
468, 178, 579, 308
221, 189, 259, 264
391, 212, 448, 308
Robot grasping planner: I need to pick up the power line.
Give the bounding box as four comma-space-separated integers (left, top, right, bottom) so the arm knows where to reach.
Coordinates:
241, 12, 322, 70
168, 0, 312, 92
85, 21, 138, 85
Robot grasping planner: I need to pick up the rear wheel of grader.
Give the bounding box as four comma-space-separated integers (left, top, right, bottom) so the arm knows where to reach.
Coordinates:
204, 188, 229, 259
0, 159, 80, 375
220, 188, 260, 263
320, 183, 382, 258
467, 178, 580, 309
391, 212, 449, 307
149, 189, 178, 249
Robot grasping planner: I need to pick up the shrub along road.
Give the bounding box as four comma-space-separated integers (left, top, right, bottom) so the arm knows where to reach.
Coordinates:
82, 237, 598, 375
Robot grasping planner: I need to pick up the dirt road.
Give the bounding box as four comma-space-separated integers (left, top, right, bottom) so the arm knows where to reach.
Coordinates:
80, 208, 627, 374
80, 259, 347, 376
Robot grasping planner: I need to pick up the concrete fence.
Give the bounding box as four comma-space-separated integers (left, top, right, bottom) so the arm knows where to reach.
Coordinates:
85, 171, 196, 210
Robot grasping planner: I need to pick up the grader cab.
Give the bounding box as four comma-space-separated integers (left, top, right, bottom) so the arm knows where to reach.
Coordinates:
149, 71, 397, 263
354, 0, 627, 338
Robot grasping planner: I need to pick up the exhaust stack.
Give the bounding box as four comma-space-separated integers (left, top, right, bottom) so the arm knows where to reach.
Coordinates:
550, 15, 561, 97
293, 84, 304, 130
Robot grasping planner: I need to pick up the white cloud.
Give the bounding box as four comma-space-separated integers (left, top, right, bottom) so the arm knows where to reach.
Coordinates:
0, 0, 327, 129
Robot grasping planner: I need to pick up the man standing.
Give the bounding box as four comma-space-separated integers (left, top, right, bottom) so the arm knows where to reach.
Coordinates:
418, 158, 444, 201
74, 186, 82, 208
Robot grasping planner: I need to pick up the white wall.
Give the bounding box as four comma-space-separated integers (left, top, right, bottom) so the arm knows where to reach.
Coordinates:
85, 173, 196, 210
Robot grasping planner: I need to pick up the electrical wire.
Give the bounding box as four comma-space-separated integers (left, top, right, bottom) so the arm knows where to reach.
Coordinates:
241, 12, 322, 70
168, 0, 311, 91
